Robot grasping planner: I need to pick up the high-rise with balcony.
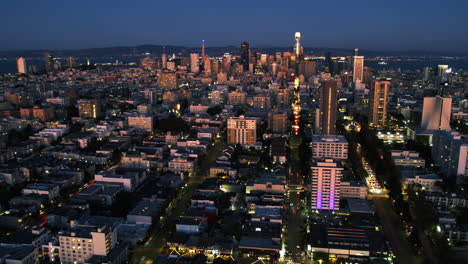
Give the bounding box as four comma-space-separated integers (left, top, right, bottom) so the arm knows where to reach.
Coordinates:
311, 158, 343, 211
368, 80, 390, 127
190, 53, 200, 73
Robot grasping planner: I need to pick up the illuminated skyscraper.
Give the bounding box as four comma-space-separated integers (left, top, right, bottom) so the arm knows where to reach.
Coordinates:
353, 55, 364, 84
368, 80, 390, 127
241, 41, 249, 71
67, 57, 77, 68
44, 53, 54, 72
311, 158, 343, 211
294, 32, 302, 57
16, 57, 27, 74
190, 53, 200, 73
319, 79, 338, 135
161, 47, 167, 69
201, 40, 206, 61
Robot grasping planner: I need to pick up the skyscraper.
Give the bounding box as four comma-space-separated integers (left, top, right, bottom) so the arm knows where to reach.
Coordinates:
421, 96, 452, 130
368, 80, 390, 127
241, 41, 249, 71
294, 32, 302, 57
190, 53, 200, 73
161, 47, 167, 69
227, 116, 256, 145
16, 57, 27, 74
311, 158, 343, 211
67, 57, 77, 68
299, 60, 316, 79
319, 79, 338, 135
44, 53, 54, 72
353, 49, 364, 84
201, 40, 206, 61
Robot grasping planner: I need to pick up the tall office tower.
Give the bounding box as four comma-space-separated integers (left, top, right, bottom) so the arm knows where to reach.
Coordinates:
190, 53, 200, 73
78, 99, 102, 119
422, 67, 431, 82
211, 60, 219, 75
203, 56, 211, 75
421, 96, 452, 130
241, 41, 249, 71
294, 32, 302, 57
299, 60, 316, 79
67, 57, 77, 68
157, 70, 178, 89
16, 57, 27, 74
368, 80, 390, 127
363, 67, 373, 83
271, 62, 278, 76
222, 56, 231, 73
201, 40, 206, 62
227, 116, 256, 145
161, 47, 167, 69
437, 65, 449, 82
354, 48, 359, 56
438, 65, 449, 77
311, 158, 343, 210
44, 53, 54, 72
319, 79, 338, 135
312, 135, 349, 160
353, 54, 364, 84
325, 52, 333, 74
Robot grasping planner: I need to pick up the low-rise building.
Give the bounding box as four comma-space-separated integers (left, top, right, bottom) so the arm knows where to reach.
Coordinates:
391, 150, 426, 168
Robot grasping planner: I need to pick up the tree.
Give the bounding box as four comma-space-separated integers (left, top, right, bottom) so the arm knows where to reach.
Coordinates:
111, 191, 132, 217
156, 116, 190, 133
206, 105, 223, 116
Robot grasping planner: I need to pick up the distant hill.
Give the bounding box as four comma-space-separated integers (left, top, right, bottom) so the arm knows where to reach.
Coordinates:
0, 45, 466, 59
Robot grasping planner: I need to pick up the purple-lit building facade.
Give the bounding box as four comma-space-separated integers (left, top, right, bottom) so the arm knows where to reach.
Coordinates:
311, 158, 343, 211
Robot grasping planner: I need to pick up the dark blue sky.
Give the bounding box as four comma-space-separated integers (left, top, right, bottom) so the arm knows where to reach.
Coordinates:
1, 0, 467, 52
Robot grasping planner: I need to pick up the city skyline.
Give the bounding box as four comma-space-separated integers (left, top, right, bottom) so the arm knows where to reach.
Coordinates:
1, 0, 468, 52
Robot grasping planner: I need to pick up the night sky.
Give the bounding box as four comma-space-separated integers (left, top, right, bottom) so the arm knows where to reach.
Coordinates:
1, 0, 467, 52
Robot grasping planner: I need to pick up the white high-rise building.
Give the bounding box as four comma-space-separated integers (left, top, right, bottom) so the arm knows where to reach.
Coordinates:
17, 57, 27, 74
294, 32, 302, 57
421, 96, 452, 130
311, 158, 343, 211
312, 135, 349, 160
190, 53, 199, 73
